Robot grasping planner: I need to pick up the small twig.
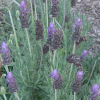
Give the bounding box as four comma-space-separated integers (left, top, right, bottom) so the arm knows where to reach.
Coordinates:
25, 28, 32, 57
40, 40, 43, 69
74, 92, 76, 100
69, 41, 76, 80
55, 89, 57, 100
87, 60, 97, 85
13, 0, 20, 6
46, 0, 48, 27
62, 0, 66, 27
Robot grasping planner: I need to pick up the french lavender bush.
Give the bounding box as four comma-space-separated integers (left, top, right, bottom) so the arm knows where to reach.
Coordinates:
0, 0, 100, 100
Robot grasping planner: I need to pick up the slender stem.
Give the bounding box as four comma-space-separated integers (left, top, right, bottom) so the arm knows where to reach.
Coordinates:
26, 66, 30, 82
69, 41, 76, 80
62, 0, 66, 27
13, 0, 20, 6
46, 0, 48, 27
40, 40, 43, 69
87, 60, 97, 85
3, 94, 7, 100
49, 48, 53, 72
53, 18, 55, 24
25, 28, 32, 57
53, 50, 56, 66
73, 41, 76, 54
74, 92, 76, 100
14, 92, 21, 100
34, 0, 37, 20
55, 89, 57, 100
39, 0, 43, 13
20, 71, 28, 86
30, 0, 35, 27
8, 10, 19, 49
4, 65, 9, 73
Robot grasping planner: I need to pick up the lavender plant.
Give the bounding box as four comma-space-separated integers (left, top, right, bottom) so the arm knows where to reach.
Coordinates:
0, 0, 99, 100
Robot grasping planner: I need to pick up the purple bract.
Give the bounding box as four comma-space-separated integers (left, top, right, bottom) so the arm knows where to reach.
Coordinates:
19, 1, 28, 13
91, 84, 99, 93
1, 41, 11, 65
47, 22, 55, 35
49, 69, 59, 80
6, 72, 18, 94
77, 71, 83, 80
75, 18, 82, 27
80, 50, 88, 59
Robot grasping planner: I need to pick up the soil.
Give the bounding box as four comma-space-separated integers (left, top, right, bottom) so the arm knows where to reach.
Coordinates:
72, 0, 100, 57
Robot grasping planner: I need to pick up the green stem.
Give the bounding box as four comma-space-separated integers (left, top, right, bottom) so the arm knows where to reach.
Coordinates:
30, 0, 35, 28
3, 94, 7, 100
55, 89, 57, 100
53, 50, 56, 66
13, 0, 20, 6
26, 66, 30, 83
14, 92, 21, 100
34, 0, 37, 20
74, 92, 76, 100
69, 41, 76, 80
46, 0, 48, 27
53, 18, 55, 24
25, 28, 32, 57
49, 50, 53, 72
20, 71, 28, 86
62, 0, 66, 27
40, 40, 43, 69
8, 10, 19, 49
87, 60, 97, 85
4, 65, 9, 73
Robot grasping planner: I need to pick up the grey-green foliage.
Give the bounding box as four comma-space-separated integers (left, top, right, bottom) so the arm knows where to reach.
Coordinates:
0, 0, 99, 100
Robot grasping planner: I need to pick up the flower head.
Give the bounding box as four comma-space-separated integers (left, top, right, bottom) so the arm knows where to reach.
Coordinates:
6, 72, 18, 94
1, 41, 11, 65
75, 18, 82, 27
50, 69, 62, 89
49, 69, 59, 80
89, 84, 99, 100
19, 1, 29, 28
72, 71, 83, 93
91, 84, 99, 93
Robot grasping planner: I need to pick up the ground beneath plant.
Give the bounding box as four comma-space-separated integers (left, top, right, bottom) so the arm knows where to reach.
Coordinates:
72, 0, 100, 57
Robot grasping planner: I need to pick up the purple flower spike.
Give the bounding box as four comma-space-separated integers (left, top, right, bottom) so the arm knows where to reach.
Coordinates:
89, 84, 99, 100
75, 18, 82, 27
19, 1, 29, 28
1, 41, 11, 65
49, 69, 59, 80
77, 71, 83, 80
72, 71, 83, 92
80, 50, 88, 60
6, 72, 18, 94
50, 69, 62, 89
91, 84, 99, 93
